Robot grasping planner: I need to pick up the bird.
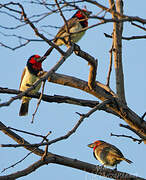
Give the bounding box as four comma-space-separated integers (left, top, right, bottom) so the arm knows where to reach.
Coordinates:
19, 54, 43, 116
43, 8, 91, 58
88, 140, 132, 170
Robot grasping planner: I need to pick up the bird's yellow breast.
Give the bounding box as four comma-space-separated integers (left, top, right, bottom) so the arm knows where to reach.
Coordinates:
20, 67, 41, 100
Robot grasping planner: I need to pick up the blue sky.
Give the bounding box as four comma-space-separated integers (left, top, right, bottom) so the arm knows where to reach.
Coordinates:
0, 0, 146, 179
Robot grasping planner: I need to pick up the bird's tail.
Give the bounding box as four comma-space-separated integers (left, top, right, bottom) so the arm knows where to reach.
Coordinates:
123, 157, 133, 164
19, 100, 29, 116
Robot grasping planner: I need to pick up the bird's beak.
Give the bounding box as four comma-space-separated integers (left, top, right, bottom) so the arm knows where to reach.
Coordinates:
36, 56, 46, 63
88, 143, 94, 148
84, 10, 92, 17
87, 10, 92, 16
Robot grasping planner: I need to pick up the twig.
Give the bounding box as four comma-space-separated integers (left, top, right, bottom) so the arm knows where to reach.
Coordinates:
104, 33, 146, 40
31, 80, 46, 123
1, 151, 33, 173
141, 112, 146, 120
7, 127, 51, 139
111, 133, 142, 144
106, 43, 113, 86
41, 139, 49, 161
131, 22, 146, 31
120, 124, 146, 141
55, 0, 72, 46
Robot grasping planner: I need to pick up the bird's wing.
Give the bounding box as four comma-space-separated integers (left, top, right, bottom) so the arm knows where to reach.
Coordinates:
108, 146, 124, 159
19, 67, 26, 90
54, 17, 78, 40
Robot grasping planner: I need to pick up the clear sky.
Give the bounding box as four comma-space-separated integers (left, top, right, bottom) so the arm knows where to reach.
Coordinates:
0, 0, 146, 179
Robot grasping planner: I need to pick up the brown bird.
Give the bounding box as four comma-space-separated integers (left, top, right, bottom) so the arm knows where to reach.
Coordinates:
19, 55, 43, 116
43, 9, 91, 58
88, 140, 132, 170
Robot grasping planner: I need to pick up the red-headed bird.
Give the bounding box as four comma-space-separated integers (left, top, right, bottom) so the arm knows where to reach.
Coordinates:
19, 55, 43, 116
88, 140, 132, 170
44, 9, 91, 57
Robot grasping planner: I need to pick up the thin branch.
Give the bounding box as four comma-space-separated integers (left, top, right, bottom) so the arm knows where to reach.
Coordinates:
106, 43, 113, 86
111, 133, 142, 144
32, 80, 46, 123
141, 112, 146, 120
7, 127, 51, 139
0, 157, 55, 180
55, 0, 72, 45
0, 41, 30, 51
131, 22, 146, 31
120, 124, 146, 141
104, 33, 146, 40
1, 151, 33, 173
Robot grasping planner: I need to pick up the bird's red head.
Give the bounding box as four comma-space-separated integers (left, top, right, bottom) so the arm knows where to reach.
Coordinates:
75, 9, 91, 18
88, 140, 103, 151
27, 54, 43, 75
73, 9, 91, 28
